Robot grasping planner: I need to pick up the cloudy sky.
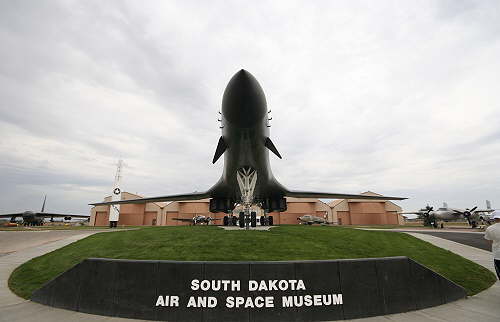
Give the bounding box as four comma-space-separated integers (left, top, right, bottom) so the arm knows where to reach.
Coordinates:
1, 0, 499, 215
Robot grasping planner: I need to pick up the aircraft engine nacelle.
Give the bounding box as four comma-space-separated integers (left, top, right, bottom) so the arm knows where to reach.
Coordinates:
64, 216, 72, 221
263, 197, 287, 212
209, 198, 235, 213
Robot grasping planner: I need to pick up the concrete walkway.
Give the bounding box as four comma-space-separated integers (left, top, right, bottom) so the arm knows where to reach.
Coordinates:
350, 232, 499, 321
0, 231, 498, 321
0, 230, 145, 322
376, 228, 485, 234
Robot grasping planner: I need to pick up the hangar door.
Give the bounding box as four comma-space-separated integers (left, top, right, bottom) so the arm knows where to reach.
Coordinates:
94, 212, 109, 226
118, 213, 144, 226
143, 212, 157, 225
279, 213, 301, 224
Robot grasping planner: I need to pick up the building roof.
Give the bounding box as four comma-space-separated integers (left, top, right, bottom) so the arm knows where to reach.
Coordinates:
327, 191, 402, 208
103, 192, 168, 208
328, 199, 344, 207
285, 197, 321, 203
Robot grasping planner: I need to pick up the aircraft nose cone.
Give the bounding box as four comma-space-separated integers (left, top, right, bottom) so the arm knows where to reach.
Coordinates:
222, 69, 267, 127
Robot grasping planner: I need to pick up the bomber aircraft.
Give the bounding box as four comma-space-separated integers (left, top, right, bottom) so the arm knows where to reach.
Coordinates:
475, 200, 497, 225
172, 215, 220, 225
90, 70, 405, 225
402, 201, 495, 228
0, 195, 89, 226
297, 215, 331, 225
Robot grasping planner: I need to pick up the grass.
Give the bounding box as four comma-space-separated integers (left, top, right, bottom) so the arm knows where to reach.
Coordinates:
9, 226, 496, 299
349, 225, 417, 229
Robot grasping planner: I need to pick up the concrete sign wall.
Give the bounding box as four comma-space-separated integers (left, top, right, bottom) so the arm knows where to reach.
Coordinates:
31, 257, 466, 321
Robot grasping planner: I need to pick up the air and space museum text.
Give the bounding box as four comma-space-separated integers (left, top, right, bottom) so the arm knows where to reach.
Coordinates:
155, 279, 343, 308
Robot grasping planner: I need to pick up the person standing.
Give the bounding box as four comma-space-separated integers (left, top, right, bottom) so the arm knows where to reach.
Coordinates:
484, 211, 500, 279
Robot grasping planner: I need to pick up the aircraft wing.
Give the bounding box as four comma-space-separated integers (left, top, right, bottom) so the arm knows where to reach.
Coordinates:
474, 209, 495, 213
285, 190, 407, 200
89, 191, 211, 206
399, 211, 424, 215
40, 213, 90, 218
0, 213, 24, 218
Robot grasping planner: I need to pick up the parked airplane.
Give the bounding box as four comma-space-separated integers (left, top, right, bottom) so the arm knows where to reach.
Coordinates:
297, 215, 331, 225
402, 201, 495, 228
172, 215, 220, 225
90, 70, 405, 221
474, 200, 496, 225
0, 196, 89, 226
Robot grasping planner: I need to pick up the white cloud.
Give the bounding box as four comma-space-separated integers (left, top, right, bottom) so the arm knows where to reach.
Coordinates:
0, 0, 499, 213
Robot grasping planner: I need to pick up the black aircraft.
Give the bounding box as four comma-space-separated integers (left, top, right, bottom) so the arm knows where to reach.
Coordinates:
0, 195, 89, 226
90, 70, 405, 215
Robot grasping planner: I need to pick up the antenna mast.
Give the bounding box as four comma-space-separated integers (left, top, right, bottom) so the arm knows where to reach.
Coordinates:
109, 160, 124, 228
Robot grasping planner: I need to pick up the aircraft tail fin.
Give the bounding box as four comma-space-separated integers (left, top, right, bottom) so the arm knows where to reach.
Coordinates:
443, 202, 448, 208
486, 200, 492, 210
212, 137, 227, 164
265, 137, 282, 159
41, 195, 47, 212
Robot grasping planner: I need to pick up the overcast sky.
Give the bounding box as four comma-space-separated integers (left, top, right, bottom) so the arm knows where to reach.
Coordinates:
1, 0, 499, 215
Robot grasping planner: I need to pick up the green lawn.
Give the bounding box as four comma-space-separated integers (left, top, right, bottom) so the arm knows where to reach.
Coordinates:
9, 226, 496, 299
348, 225, 418, 229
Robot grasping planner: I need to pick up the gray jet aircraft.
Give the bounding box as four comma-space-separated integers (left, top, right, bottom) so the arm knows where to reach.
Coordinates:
297, 215, 331, 225
172, 215, 220, 225
90, 70, 405, 218
0, 196, 89, 226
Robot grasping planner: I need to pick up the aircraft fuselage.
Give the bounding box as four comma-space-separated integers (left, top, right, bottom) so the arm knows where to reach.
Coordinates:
429, 210, 461, 221
20, 211, 44, 225
208, 70, 286, 211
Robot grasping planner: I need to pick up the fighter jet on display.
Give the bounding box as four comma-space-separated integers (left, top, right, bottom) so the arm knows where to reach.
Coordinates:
90, 70, 405, 221
297, 215, 331, 225
0, 195, 89, 226
402, 201, 495, 228
172, 215, 220, 225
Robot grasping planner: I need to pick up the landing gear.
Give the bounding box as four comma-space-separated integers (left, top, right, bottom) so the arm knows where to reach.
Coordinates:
223, 216, 229, 226
236, 167, 258, 230
239, 212, 245, 228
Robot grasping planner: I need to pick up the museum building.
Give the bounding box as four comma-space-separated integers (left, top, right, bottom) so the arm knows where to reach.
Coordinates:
89, 191, 403, 226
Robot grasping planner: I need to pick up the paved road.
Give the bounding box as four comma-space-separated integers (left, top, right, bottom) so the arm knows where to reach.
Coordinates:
0, 230, 107, 256
399, 230, 491, 251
